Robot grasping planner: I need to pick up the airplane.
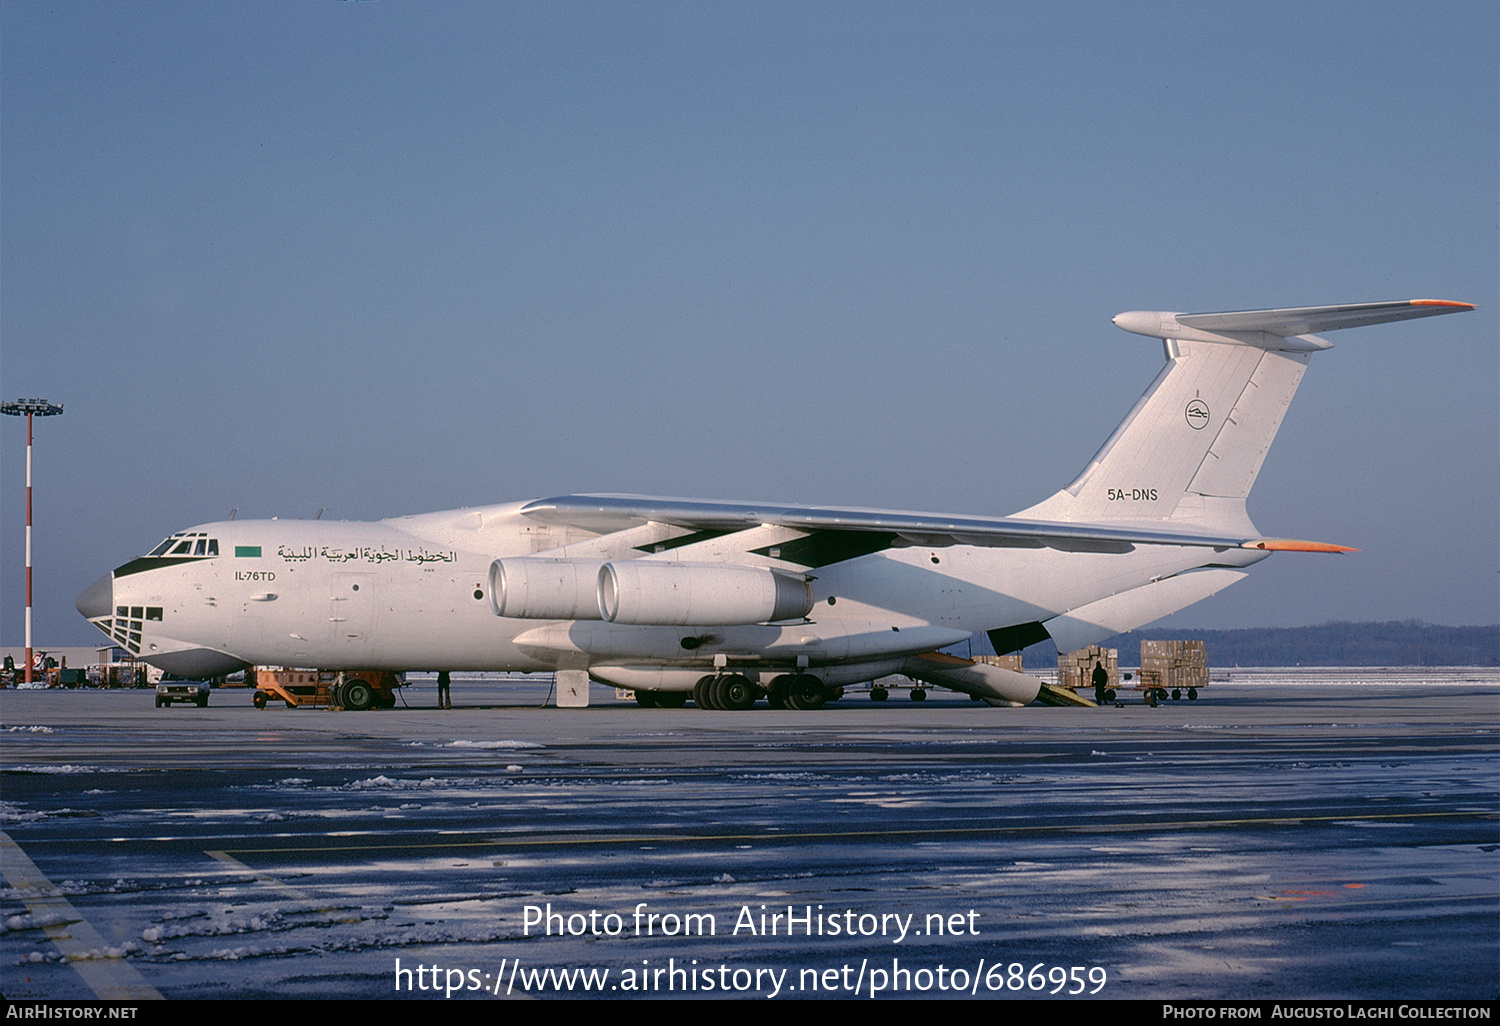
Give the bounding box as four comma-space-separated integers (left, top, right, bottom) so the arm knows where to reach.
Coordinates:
76, 299, 1474, 710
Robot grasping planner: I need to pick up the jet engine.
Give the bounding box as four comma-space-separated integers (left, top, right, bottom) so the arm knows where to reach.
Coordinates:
491, 557, 813, 626
598, 561, 813, 626
490, 558, 607, 620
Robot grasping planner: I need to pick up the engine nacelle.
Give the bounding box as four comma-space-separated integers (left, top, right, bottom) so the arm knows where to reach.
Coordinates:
598, 561, 813, 626
490, 558, 606, 620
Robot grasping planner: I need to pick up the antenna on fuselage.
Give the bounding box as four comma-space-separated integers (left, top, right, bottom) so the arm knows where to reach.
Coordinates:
227, 508, 238, 521
314, 508, 326, 520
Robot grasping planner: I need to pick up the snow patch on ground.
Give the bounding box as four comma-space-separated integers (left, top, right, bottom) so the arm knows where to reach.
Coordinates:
446, 740, 544, 750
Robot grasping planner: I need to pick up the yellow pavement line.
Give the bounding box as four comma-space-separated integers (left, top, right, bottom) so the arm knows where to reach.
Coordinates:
204, 849, 317, 902
0, 829, 164, 1000
205, 849, 368, 923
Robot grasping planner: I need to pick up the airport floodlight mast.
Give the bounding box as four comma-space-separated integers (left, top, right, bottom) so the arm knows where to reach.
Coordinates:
2, 399, 64, 685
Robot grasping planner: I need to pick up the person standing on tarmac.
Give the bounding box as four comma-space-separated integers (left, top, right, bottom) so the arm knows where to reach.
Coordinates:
437, 670, 451, 709
1092, 660, 1109, 704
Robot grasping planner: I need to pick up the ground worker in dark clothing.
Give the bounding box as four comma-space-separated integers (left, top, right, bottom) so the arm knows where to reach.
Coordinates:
437, 670, 451, 709
1092, 660, 1109, 704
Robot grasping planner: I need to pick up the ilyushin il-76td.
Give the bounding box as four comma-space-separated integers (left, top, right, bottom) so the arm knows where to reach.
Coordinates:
78, 299, 1474, 709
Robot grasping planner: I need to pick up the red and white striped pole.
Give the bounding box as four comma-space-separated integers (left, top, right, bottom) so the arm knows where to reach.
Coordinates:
3, 399, 63, 686
25, 411, 33, 684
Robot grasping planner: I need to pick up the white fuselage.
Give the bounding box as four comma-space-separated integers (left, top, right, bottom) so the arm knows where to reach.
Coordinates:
85, 498, 1261, 689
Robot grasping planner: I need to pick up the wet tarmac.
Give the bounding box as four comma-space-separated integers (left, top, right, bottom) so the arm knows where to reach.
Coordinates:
2, 669, 1496, 1000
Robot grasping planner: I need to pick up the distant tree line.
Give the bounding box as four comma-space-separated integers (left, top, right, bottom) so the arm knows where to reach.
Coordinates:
981, 622, 1499, 668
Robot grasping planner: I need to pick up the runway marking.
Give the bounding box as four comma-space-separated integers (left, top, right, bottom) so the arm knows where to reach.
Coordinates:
212, 808, 1491, 856
204, 849, 318, 902
0, 828, 164, 1001
204, 850, 365, 923
211, 849, 541, 1002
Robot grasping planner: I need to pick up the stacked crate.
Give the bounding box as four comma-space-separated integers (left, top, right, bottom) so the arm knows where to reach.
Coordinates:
1137, 640, 1207, 692
975, 654, 1024, 672
1058, 646, 1118, 691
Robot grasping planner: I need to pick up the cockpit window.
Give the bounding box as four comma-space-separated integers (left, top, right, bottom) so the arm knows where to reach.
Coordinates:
143, 532, 218, 559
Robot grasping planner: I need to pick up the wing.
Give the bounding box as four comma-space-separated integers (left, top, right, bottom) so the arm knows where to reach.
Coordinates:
519, 494, 1350, 567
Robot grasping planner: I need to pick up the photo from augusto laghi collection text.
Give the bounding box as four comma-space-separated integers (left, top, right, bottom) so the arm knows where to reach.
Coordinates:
391, 900, 1107, 998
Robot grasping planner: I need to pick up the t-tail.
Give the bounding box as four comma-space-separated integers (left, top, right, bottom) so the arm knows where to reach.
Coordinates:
1014, 300, 1475, 537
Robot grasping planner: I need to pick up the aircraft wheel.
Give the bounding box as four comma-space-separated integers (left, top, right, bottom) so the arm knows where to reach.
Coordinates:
1172, 689, 1181, 701
870, 687, 888, 702
910, 688, 927, 702
693, 675, 718, 710
766, 674, 794, 709
343, 680, 374, 711
656, 691, 688, 708
635, 690, 659, 708
713, 674, 757, 711
253, 692, 267, 709
786, 674, 826, 711
1188, 688, 1198, 700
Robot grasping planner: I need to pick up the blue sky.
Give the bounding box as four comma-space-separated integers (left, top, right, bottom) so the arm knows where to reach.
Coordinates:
3, 1, 1495, 647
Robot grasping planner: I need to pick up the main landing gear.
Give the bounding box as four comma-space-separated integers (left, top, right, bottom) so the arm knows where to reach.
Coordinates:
633, 673, 841, 711
692, 673, 758, 710
769, 673, 834, 710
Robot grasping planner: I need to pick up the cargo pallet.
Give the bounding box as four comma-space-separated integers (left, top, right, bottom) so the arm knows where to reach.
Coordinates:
1136, 640, 1207, 703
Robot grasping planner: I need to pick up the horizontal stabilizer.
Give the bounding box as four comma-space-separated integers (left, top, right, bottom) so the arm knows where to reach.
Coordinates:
1114, 299, 1473, 346
1178, 300, 1475, 337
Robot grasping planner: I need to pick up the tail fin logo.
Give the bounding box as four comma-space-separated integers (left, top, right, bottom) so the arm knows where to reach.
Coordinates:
1184, 399, 1211, 430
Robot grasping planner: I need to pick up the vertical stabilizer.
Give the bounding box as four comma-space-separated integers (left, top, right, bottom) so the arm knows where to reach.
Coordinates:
1014, 300, 1474, 533
1016, 338, 1308, 533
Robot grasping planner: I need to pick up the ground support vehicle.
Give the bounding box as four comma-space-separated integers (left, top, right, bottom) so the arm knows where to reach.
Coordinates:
156, 675, 210, 707
251, 668, 404, 710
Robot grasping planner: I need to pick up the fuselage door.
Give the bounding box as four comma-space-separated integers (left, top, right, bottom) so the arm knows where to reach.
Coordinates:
328, 573, 378, 656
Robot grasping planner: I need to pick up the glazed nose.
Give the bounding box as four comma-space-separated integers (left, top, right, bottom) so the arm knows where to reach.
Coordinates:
76, 573, 113, 620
